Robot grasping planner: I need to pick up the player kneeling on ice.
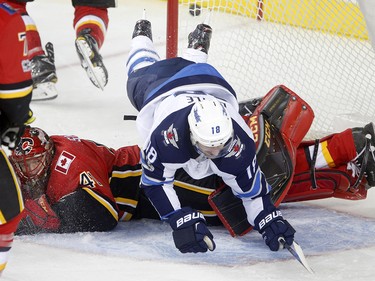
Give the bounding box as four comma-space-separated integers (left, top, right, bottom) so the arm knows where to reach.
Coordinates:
125, 18, 297, 253
126, 16, 375, 253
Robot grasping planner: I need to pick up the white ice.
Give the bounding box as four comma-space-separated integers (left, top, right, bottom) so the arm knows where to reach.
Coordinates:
3, 1, 375, 280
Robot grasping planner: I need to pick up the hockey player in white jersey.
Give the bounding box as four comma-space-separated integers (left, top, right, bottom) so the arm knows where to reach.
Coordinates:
125, 19, 296, 254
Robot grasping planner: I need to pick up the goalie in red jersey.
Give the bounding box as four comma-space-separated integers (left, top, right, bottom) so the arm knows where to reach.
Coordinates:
10, 127, 149, 234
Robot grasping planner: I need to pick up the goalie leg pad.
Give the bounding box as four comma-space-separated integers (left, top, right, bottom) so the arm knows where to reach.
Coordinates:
284, 168, 368, 202
208, 185, 252, 237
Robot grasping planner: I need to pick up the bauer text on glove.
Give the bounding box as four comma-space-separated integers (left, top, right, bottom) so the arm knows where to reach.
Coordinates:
254, 208, 296, 251
168, 207, 216, 253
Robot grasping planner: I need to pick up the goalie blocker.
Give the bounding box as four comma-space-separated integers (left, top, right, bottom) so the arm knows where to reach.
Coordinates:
209, 85, 313, 236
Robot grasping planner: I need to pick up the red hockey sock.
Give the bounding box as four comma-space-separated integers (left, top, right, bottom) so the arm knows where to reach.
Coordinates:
74, 6, 108, 48
295, 129, 357, 173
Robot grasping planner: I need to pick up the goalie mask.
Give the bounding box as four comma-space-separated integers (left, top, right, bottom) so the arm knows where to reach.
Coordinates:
188, 99, 234, 159
10, 127, 54, 198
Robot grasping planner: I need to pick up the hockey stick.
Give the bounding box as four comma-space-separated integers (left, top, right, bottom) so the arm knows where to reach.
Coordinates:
279, 238, 314, 274
123, 115, 137, 121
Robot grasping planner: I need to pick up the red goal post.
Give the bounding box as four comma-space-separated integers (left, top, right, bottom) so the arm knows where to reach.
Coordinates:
167, 0, 179, 58
166, 0, 375, 137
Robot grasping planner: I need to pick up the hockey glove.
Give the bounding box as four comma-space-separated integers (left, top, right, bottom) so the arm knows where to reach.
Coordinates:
1, 125, 25, 150
17, 195, 60, 235
168, 207, 216, 253
0, 109, 34, 149
254, 207, 295, 251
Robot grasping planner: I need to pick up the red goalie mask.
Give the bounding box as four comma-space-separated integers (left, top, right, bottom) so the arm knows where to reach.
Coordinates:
10, 127, 54, 198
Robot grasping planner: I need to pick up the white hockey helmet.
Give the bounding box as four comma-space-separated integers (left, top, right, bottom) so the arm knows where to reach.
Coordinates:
188, 98, 234, 158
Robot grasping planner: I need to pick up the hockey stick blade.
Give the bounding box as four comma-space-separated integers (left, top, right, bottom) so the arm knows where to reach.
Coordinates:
279, 238, 314, 274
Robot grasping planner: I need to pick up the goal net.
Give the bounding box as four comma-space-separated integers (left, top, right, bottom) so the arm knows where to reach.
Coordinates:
168, 0, 375, 138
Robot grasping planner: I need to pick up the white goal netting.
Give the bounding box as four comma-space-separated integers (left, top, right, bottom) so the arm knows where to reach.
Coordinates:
175, 0, 375, 138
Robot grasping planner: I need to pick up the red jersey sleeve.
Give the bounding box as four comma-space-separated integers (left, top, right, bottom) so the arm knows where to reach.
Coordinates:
46, 136, 117, 204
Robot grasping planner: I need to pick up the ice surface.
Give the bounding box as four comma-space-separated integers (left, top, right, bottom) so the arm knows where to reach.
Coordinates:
2, 1, 375, 280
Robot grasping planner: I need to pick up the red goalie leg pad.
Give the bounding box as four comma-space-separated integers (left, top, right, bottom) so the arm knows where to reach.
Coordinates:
284, 167, 368, 202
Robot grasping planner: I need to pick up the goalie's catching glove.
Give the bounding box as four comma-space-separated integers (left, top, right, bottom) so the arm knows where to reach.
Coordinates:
253, 196, 295, 251
16, 195, 60, 235
168, 207, 216, 253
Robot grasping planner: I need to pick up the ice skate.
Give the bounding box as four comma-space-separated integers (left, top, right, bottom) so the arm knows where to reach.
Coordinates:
352, 122, 375, 188
31, 42, 58, 101
187, 23, 212, 54
132, 19, 153, 41
75, 29, 108, 90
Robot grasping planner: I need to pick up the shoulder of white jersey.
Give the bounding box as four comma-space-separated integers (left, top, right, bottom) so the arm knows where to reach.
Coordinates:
137, 92, 193, 142
143, 108, 194, 163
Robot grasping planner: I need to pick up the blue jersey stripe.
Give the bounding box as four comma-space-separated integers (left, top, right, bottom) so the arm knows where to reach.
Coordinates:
128, 57, 158, 76
144, 63, 237, 106
126, 48, 159, 65
141, 173, 174, 186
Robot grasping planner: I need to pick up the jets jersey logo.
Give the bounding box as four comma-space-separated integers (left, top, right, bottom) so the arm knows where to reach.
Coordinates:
225, 136, 244, 158
162, 124, 179, 149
